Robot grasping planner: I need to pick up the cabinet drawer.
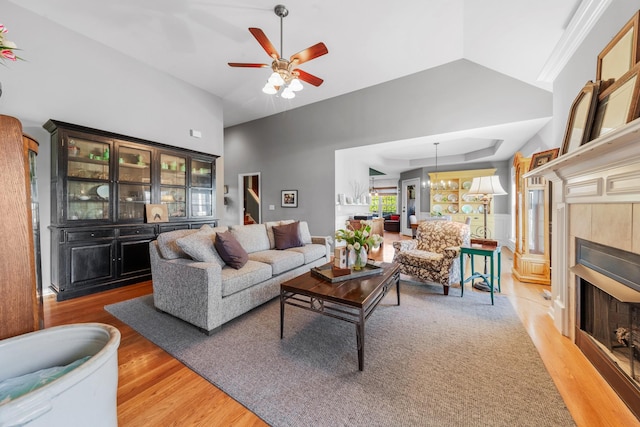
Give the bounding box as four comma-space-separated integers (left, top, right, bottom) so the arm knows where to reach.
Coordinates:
192, 222, 217, 229
159, 224, 190, 233
67, 229, 115, 242
119, 226, 156, 238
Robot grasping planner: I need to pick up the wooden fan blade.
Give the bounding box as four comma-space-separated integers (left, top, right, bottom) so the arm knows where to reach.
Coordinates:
248, 28, 279, 59
290, 42, 328, 65
228, 63, 269, 68
296, 69, 324, 87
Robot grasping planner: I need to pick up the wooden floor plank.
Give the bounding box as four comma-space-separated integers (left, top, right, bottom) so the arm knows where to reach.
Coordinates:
43, 232, 639, 426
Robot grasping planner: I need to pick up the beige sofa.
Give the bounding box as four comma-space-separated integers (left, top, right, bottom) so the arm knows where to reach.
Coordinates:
149, 220, 331, 334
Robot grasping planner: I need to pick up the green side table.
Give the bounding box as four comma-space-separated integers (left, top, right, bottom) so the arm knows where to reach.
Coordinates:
459, 243, 501, 305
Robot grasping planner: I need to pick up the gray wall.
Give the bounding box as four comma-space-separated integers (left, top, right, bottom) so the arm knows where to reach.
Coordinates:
1, 1, 224, 291
224, 59, 552, 237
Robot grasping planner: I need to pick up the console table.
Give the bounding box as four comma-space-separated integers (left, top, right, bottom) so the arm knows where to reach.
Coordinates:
459, 243, 501, 305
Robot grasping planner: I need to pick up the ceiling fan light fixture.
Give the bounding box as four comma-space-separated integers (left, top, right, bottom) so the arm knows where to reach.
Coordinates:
268, 72, 285, 86
289, 78, 303, 91
262, 83, 277, 95
281, 88, 295, 99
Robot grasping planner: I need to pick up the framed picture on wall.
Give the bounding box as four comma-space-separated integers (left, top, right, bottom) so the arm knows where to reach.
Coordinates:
597, 11, 640, 90
281, 190, 298, 208
529, 149, 559, 172
560, 81, 600, 155
145, 204, 169, 223
591, 63, 640, 139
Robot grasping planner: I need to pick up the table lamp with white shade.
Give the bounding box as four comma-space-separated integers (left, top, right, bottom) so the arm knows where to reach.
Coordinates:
465, 175, 507, 291
466, 175, 507, 239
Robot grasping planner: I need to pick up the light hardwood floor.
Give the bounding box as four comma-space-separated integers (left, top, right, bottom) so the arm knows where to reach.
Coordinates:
44, 232, 640, 426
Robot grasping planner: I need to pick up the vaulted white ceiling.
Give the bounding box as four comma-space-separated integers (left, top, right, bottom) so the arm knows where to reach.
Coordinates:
12, 0, 599, 176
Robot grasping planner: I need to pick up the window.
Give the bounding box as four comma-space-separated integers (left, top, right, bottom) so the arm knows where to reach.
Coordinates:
370, 194, 397, 215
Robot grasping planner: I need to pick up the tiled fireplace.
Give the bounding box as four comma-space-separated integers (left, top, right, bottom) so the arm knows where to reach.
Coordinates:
527, 119, 640, 417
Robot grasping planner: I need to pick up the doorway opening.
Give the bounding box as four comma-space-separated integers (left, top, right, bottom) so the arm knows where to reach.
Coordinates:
238, 173, 261, 225
401, 178, 420, 236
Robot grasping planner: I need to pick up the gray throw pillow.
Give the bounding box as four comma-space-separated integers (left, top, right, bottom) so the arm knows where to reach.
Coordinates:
157, 228, 202, 259
214, 231, 249, 269
298, 221, 312, 245
175, 227, 226, 267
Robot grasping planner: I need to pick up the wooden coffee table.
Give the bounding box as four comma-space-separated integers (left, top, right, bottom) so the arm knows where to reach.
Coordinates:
280, 262, 401, 371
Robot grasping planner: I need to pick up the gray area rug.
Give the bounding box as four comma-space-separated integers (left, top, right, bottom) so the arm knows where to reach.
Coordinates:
105, 282, 575, 426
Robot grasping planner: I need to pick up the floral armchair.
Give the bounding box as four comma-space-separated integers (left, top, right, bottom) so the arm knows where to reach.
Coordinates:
392, 220, 470, 295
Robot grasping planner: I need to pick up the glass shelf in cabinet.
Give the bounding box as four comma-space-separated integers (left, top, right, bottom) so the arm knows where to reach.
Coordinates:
68, 156, 109, 166
119, 162, 148, 169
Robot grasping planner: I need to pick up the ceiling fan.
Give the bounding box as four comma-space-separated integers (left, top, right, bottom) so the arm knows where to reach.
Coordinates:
228, 4, 328, 99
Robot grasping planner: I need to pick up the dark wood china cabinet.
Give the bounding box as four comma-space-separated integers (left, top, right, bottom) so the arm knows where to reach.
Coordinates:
45, 120, 218, 300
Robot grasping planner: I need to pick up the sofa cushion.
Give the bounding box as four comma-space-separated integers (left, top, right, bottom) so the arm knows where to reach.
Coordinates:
248, 249, 305, 275
298, 221, 312, 245
221, 260, 272, 297
390, 214, 400, 221
157, 228, 200, 260
265, 220, 295, 249
215, 231, 249, 269
395, 249, 444, 268
273, 221, 304, 250
286, 243, 327, 264
230, 223, 271, 253
175, 226, 227, 267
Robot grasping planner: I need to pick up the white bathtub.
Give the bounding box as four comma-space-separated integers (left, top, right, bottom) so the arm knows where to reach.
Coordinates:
0, 323, 120, 426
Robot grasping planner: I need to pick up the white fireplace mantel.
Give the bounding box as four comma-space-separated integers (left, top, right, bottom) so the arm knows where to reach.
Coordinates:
526, 117, 640, 336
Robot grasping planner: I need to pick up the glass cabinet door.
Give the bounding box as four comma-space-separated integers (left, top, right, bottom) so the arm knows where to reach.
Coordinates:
190, 159, 214, 217
66, 137, 111, 221
191, 159, 213, 188
160, 153, 187, 218
160, 153, 186, 185
161, 187, 186, 218
117, 146, 151, 221
118, 184, 151, 220
527, 189, 545, 254
118, 146, 151, 183
191, 189, 213, 217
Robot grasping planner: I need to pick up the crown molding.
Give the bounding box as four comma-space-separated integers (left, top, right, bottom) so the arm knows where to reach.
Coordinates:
537, 0, 612, 83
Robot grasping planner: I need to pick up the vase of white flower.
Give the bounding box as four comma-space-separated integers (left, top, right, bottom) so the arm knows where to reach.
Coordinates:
335, 220, 383, 271
348, 246, 368, 270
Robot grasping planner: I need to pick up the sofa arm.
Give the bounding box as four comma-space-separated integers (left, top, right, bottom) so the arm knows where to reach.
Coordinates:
392, 240, 417, 253
311, 235, 332, 262
150, 242, 224, 331
392, 240, 417, 263
443, 246, 461, 260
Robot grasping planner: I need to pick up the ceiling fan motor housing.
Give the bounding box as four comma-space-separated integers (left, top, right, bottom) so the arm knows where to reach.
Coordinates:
272, 58, 297, 84
274, 5, 289, 18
